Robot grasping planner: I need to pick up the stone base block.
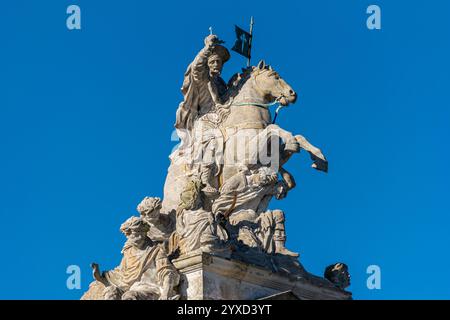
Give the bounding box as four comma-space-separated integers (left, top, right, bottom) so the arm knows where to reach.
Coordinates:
172, 252, 352, 300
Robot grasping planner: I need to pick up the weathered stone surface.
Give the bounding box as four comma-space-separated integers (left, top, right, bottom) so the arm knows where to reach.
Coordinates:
173, 252, 351, 300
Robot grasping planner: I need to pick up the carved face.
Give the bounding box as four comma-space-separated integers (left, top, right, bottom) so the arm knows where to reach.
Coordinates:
120, 217, 150, 247
180, 179, 203, 210
180, 189, 202, 210
338, 269, 351, 289
253, 61, 297, 106
208, 55, 223, 76
128, 230, 148, 249
137, 197, 161, 221
324, 263, 351, 290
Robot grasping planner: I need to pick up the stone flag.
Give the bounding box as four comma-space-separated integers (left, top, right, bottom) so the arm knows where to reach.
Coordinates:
231, 25, 252, 59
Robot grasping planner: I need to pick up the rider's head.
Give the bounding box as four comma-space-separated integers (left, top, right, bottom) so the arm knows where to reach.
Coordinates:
208, 45, 230, 77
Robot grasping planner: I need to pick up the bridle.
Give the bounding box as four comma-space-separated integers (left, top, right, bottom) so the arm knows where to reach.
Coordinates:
230, 70, 289, 123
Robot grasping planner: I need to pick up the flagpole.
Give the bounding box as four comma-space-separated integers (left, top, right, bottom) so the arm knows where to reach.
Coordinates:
247, 16, 254, 67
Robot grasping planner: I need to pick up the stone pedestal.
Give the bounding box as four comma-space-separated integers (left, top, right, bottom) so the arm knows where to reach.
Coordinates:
172, 252, 352, 300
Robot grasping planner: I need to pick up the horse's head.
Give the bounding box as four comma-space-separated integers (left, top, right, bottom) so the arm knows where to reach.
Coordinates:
250, 60, 297, 106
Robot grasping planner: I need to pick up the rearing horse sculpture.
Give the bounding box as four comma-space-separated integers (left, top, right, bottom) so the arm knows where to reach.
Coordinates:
216, 60, 328, 185
162, 60, 327, 214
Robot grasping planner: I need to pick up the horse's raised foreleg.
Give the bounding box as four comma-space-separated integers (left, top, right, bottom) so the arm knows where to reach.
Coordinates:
266, 124, 300, 153
295, 135, 328, 173
239, 124, 300, 172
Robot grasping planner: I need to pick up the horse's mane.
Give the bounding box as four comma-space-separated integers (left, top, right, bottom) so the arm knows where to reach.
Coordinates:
214, 64, 273, 124
223, 64, 273, 104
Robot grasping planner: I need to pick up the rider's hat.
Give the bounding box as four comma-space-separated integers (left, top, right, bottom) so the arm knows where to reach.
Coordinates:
210, 45, 230, 63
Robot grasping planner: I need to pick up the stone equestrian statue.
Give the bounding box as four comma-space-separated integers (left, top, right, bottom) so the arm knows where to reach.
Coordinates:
83, 32, 336, 300
163, 33, 329, 261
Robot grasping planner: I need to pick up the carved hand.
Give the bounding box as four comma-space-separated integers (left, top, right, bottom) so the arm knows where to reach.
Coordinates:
280, 167, 296, 190
274, 182, 288, 200
91, 263, 108, 286
204, 34, 223, 48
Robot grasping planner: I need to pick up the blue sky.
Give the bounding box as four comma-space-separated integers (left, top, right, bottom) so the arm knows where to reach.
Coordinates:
1, 0, 449, 299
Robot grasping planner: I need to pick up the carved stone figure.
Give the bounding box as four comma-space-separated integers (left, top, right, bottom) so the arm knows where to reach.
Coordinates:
175, 34, 230, 132
324, 263, 351, 290
212, 166, 283, 220
211, 166, 297, 257
256, 209, 298, 257
174, 34, 231, 196
137, 196, 174, 242
174, 179, 228, 255
83, 217, 180, 300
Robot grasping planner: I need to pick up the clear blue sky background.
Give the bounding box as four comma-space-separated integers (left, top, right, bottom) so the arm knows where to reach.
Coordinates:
1, 0, 449, 299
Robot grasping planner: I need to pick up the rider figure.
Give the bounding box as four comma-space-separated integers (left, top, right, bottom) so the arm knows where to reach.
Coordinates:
175, 34, 231, 195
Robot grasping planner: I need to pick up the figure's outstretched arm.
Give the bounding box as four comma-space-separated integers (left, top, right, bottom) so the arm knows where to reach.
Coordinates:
191, 35, 221, 82
91, 263, 109, 287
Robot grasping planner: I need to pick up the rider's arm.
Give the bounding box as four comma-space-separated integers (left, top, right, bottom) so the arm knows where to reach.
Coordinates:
191, 48, 211, 82
191, 35, 218, 82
